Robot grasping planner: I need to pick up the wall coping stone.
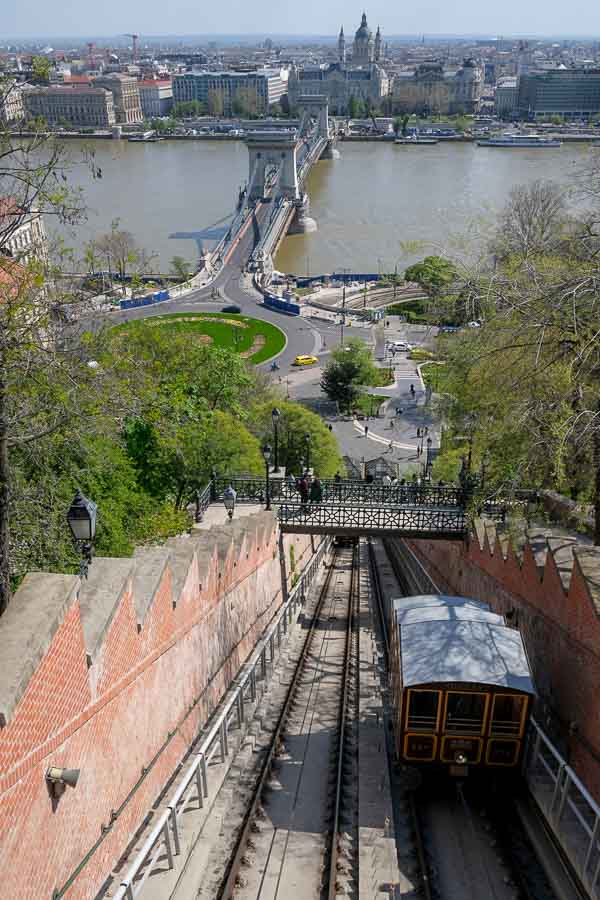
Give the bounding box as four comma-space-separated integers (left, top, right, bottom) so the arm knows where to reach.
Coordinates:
78, 558, 135, 660
0, 511, 279, 731
473, 516, 600, 615
132, 546, 172, 627
0, 573, 80, 726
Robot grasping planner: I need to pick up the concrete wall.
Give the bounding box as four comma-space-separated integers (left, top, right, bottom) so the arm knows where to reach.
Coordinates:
0, 513, 315, 900
408, 521, 600, 800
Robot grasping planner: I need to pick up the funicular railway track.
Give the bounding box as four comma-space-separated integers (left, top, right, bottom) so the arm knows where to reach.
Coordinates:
368, 537, 580, 900
216, 542, 360, 900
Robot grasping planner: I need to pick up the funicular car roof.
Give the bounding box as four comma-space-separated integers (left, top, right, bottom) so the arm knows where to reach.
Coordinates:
395, 595, 535, 694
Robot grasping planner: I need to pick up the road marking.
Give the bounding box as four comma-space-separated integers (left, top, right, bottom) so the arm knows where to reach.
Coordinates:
352, 420, 417, 450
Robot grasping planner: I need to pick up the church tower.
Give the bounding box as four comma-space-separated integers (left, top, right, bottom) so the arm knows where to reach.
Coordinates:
338, 26, 346, 64
374, 25, 382, 62
353, 12, 374, 65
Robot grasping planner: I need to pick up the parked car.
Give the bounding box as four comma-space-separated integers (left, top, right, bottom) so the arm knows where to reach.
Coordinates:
222, 305, 241, 314
388, 341, 413, 351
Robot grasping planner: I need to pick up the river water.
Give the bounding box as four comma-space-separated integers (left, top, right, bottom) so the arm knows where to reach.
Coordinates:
55, 138, 596, 273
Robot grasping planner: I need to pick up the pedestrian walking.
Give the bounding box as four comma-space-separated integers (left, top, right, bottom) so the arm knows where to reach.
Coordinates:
410, 383, 416, 399
364, 424, 369, 438
388, 440, 394, 453
334, 471, 342, 483
309, 475, 323, 504
328, 423, 333, 432
382, 473, 392, 486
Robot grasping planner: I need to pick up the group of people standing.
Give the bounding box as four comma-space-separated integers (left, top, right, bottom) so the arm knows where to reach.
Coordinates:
287, 471, 323, 507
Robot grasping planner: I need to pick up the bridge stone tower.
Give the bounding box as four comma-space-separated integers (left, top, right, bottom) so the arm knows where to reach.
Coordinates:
295, 94, 330, 141
245, 131, 300, 202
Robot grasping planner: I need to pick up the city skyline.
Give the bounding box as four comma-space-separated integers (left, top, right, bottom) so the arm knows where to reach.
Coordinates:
5, 0, 600, 41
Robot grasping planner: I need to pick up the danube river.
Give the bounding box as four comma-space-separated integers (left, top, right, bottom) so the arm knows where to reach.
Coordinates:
55, 138, 596, 273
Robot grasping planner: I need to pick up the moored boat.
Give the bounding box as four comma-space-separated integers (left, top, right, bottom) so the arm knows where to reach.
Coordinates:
477, 132, 561, 148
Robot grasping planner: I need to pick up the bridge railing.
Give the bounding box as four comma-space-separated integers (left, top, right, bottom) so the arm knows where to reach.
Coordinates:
212, 476, 465, 507
277, 500, 467, 536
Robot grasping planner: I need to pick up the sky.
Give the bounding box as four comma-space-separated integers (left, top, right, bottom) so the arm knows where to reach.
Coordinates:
5, 0, 600, 39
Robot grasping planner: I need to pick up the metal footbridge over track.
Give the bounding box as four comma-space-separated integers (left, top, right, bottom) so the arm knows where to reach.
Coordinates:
199, 477, 537, 540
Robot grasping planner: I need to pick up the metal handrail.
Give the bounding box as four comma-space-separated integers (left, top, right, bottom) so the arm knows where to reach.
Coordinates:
111, 537, 330, 900
526, 717, 600, 894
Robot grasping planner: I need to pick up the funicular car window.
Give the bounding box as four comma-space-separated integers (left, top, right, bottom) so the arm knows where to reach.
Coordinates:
406, 689, 440, 731
444, 691, 488, 734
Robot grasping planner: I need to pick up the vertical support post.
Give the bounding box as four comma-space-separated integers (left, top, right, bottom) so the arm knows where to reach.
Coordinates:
220, 721, 229, 761
260, 648, 267, 679
195, 768, 205, 809
163, 823, 174, 870
200, 755, 208, 798
169, 807, 181, 856
278, 531, 289, 606
250, 668, 257, 701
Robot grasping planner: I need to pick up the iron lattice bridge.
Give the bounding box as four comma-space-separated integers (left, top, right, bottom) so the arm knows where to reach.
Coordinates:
196, 477, 537, 539
276, 501, 467, 538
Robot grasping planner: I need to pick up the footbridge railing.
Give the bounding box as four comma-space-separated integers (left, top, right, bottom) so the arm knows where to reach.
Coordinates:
210, 476, 537, 515
277, 501, 467, 538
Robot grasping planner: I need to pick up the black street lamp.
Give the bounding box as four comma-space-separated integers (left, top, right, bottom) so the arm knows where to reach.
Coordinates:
426, 436, 433, 478
223, 485, 237, 520
271, 407, 281, 470
67, 489, 97, 579
304, 432, 311, 472
262, 444, 272, 510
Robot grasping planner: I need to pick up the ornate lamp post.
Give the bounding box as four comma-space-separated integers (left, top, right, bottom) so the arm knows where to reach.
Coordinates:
66, 489, 97, 579
262, 444, 272, 510
223, 485, 237, 520
271, 407, 281, 470
426, 436, 433, 479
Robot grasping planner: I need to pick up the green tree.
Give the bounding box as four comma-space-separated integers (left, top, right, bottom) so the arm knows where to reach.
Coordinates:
170, 256, 192, 280
347, 95, 365, 119
31, 56, 51, 84
404, 256, 457, 298
95, 219, 156, 282
320, 339, 379, 414
0, 124, 92, 613
251, 401, 343, 477
207, 89, 225, 117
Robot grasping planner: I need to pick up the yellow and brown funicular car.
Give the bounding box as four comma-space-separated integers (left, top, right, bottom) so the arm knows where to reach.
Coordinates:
389, 595, 535, 775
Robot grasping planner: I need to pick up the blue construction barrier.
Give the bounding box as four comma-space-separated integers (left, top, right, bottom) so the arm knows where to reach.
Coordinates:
120, 289, 170, 311
263, 293, 300, 316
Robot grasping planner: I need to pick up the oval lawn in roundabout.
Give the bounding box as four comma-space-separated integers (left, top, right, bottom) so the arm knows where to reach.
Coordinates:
114, 312, 286, 364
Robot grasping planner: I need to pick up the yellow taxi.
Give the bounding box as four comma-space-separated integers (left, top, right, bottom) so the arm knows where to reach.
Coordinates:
293, 354, 319, 366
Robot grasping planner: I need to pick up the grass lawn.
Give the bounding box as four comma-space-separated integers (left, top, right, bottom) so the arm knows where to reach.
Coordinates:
115, 312, 286, 364
421, 362, 448, 391
355, 393, 388, 416
368, 367, 394, 387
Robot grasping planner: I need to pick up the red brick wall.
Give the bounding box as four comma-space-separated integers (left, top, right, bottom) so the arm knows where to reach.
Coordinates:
408, 532, 600, 801
0, 517, 315, 900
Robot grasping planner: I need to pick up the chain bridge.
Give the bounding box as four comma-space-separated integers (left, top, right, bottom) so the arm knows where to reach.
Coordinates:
213, 95, 335, 279
199, 477, 537, 540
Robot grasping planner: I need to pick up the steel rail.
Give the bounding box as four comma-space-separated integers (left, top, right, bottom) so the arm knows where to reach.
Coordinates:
217, 546, 341, 899
326, 542, 359, 900
111, 538, 330, 900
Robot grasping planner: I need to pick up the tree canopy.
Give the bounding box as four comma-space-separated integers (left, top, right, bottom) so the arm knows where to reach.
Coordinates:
404, 255, 458, 297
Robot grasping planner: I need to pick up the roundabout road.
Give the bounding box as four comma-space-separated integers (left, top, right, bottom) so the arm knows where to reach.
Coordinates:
105, 204, 370, 374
